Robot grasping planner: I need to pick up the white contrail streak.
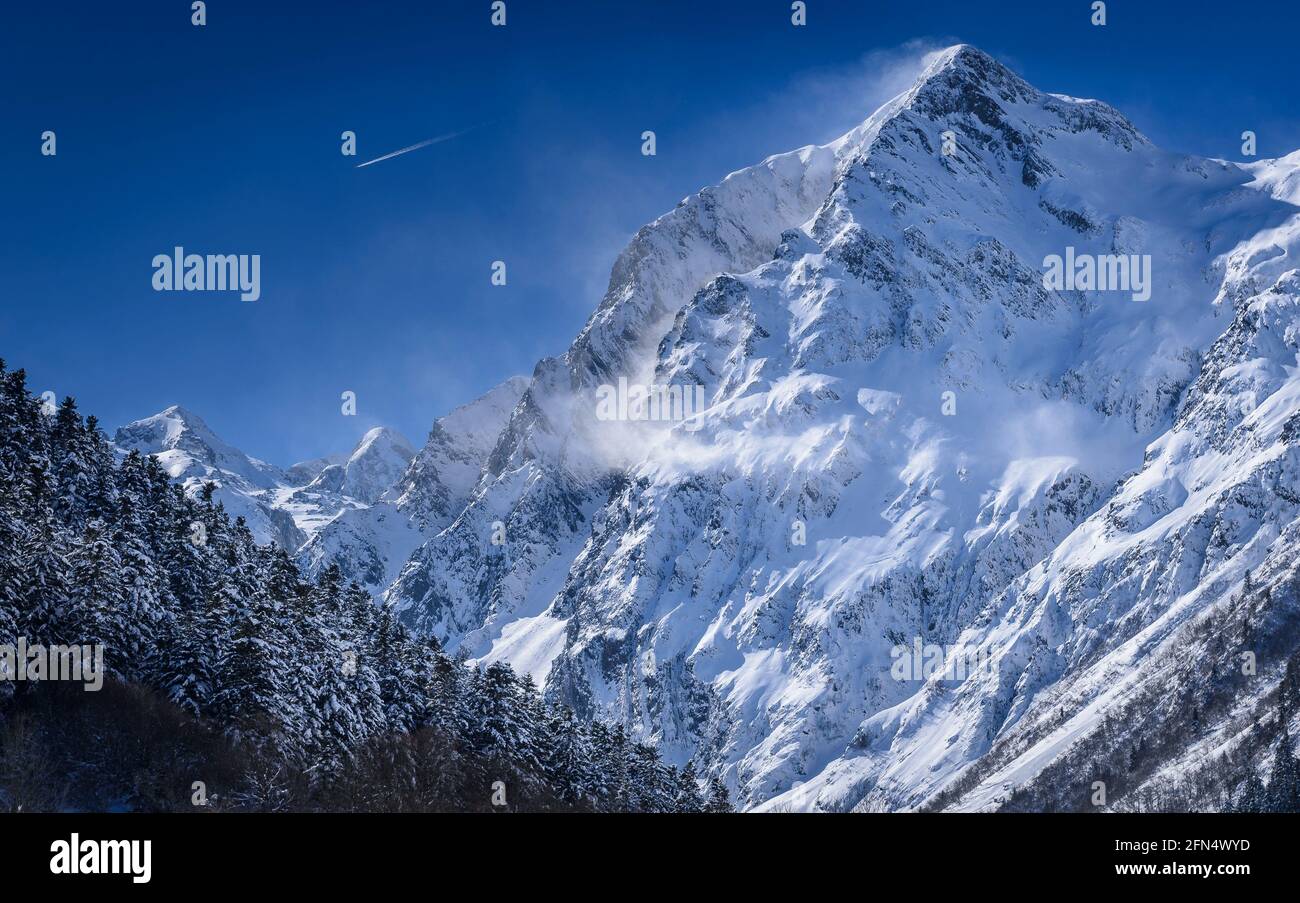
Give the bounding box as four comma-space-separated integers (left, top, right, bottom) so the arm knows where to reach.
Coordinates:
354, 127, 478, 168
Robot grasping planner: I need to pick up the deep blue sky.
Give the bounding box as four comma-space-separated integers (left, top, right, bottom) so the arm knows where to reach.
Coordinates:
3, 0, 1297, 464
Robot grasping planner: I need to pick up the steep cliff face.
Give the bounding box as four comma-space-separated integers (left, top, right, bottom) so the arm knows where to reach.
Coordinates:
386, 97, 868, 665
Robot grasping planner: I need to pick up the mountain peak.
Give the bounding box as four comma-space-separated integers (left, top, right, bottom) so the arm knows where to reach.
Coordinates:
147, 404, 209, 432
114, 404, 289, 510
924, 43, 1003, 76
300, 425, 415, 505
352, 426, 414, 459
901, 43, 1038, 118
118, 405, 227, 457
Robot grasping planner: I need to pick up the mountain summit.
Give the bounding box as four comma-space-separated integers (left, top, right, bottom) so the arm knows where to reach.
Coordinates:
303, 427, 415, 505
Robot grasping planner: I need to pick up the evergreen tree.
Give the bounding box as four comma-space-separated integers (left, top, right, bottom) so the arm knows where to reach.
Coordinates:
511, 672, 545, 775
543, 704, 596, 805
80, 415, 118, 523
64, 518, 126, 655
674, 760, 706, 812
372, 603, 423, 734
341, 582, 387, 741
1263, 726, 1300, 813
210, 582, 293, 757
628, 741, 672, 812
706, 775, 733, 813
595, 723, 631, 810
302, 568, 369, 771
475, 661, 525, 762
14, 492, 70, 644
1279, 654, 1300, 722
427, 650, 472, 739
113, 501, 168, 677
1235, 772, 1266, 814
0, 366, 49, 485
50, 397, 93, 527
0, 506, 18, 699
155, 596, 218, 717
0, 506, 22, 642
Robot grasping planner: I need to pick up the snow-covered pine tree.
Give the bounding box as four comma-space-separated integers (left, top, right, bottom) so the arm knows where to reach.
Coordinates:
1235, 772, 1266, 813
210, 580, 294, 758
426, 649, 473, 740
628, 741, 673, 813
0, 503, 19, 699
80, 414, 118, 524
705, 775, 732, 813
302, 567, 369, 772
111, 497, 168, 677
341, 580, 387, 741
511, 672, 545, 775
0, 505, 22, 642
154, 595, 217, 717
475, 661, 525, 764
596, 723, 631, 811
1263, 726, 1300, 813
674, 759, 705, 812
541, 704, 596, 806
371, 601, 423, 734
0, 365, 50, 486
64, 517, 127, 656
1279, 654, 1300, 722
14, 467, 71, 645
50, 397, 94, 528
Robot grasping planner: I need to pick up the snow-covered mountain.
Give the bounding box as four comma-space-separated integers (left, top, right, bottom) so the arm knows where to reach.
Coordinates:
301, 427, 415, 505
295, 377, 529, 596
114, 405, 311, 550
369, 45, 1300, 811
114, 407, 416, 552
116, 376, 530, 587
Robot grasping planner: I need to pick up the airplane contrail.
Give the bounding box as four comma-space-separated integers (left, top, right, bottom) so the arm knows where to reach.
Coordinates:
354, 126, 480, 168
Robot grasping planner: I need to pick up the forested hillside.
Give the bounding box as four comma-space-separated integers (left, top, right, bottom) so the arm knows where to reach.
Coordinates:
0, 359, 727, 813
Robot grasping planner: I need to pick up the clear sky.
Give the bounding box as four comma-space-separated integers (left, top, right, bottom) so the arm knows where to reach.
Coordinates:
3, 0, 1297, 465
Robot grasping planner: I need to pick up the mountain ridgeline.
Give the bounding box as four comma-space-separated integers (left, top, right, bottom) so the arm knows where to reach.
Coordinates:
0, 361, 728, 813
